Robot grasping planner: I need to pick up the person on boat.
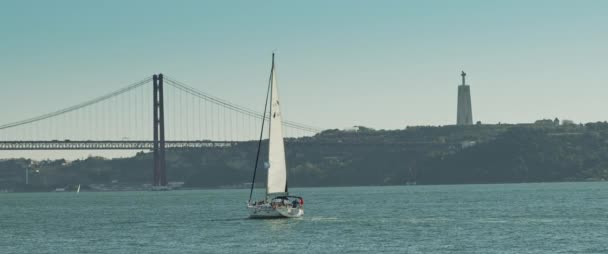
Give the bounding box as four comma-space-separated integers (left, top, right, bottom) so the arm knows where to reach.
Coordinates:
281, 197, 290, 207
292, 199, 298, 208
299, 198, 304, 206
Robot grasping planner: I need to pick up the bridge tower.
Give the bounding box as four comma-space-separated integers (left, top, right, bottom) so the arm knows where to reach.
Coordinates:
457, 71, 473, 125
152, 74, 167, 187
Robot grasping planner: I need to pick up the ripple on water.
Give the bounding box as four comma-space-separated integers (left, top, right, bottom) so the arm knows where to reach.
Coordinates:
0, 183, 607, 253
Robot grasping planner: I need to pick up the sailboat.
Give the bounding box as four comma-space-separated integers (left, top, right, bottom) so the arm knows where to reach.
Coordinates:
76, 184, 81, 193
247, 53, 304, 219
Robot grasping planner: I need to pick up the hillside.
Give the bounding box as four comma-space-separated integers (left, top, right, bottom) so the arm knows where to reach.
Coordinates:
2, 121, 607, 191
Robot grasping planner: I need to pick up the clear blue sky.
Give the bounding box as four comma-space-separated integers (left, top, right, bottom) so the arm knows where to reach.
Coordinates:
1, 0, 607, 131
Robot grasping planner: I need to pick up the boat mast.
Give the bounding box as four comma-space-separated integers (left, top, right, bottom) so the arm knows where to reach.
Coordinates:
265, 53, 275, 200
247, 54, 273, 203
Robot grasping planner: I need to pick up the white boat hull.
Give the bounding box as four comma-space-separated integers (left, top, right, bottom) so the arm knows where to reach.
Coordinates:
151, 186, 172, 191
248, 204, 283, 219
276, 206, 304, 218
247, 203, 304, 219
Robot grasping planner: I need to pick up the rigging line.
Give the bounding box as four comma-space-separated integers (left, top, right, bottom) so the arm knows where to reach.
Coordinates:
248, 64, 272, 203
163, 78, 321, 133
0, 76, 153, 130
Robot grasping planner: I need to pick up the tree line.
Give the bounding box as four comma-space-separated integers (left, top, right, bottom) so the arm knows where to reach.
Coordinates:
1, 121, 607, 191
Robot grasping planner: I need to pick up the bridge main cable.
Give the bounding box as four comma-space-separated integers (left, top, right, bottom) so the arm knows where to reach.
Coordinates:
163, 76, 321, 133
0, 76, 153, 130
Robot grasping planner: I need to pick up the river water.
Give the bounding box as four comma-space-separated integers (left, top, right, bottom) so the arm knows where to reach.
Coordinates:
1, 182, 607, 253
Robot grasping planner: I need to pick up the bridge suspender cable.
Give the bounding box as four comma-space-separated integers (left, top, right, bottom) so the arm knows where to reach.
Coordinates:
0, 77, 153, 130
163, 76, 321, 134
0, 75, 321, 135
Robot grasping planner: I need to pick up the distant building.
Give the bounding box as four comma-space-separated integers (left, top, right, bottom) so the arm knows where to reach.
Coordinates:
457, 71, 473, 125
345, 126, 374, 132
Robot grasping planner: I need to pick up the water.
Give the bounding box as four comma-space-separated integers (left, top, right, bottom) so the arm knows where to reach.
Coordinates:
1, 182, 607, 253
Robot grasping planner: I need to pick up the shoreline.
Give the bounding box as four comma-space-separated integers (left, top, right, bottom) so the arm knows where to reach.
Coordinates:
2, 179, 605, 194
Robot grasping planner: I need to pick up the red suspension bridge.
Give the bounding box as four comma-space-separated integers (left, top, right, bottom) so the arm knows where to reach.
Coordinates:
0, 74, 321, 187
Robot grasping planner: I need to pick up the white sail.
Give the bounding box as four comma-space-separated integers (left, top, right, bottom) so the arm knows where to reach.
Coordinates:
76, 184, 80, 193
266, 55, 288, 195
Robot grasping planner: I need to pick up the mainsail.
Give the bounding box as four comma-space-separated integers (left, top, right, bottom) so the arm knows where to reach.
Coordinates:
266, 54, 287, 195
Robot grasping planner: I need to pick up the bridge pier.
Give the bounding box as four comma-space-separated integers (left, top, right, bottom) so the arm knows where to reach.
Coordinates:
152, 74, 167, 187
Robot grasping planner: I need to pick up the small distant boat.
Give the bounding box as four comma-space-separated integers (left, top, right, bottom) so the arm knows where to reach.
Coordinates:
76, 184, 81, 193
247, 53, 304, 219
151, 185, 171, 191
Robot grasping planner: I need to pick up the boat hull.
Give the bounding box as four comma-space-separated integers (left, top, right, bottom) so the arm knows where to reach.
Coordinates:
247, 203, 303, 219
247, 204, 284, 219
151, 186, 172, 191
276, 206, 304, 218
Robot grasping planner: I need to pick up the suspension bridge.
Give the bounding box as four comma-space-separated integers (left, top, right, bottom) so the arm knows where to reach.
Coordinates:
0, 74, 321, 187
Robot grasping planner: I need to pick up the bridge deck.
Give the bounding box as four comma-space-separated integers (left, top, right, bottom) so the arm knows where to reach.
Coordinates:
0, 140, 236, 150
0, 140, 457, 150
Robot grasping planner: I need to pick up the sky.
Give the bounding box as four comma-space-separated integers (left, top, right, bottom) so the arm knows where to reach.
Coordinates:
1, 0, 608, 159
